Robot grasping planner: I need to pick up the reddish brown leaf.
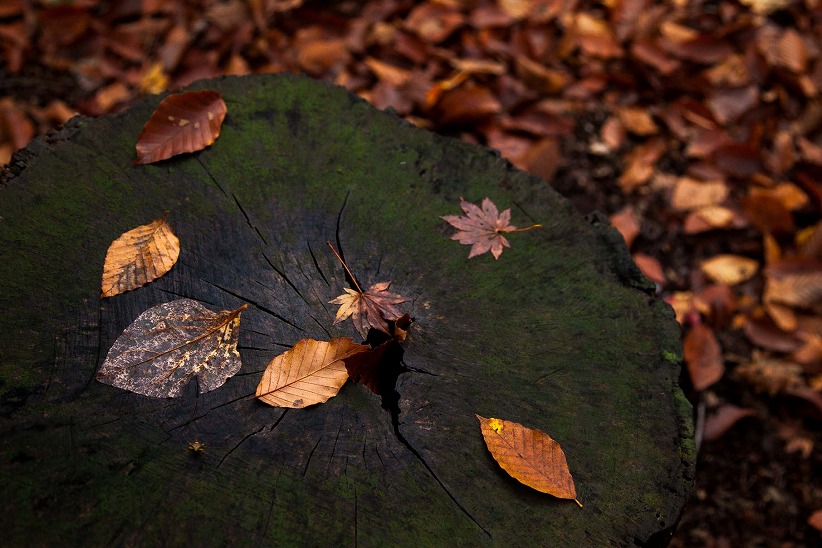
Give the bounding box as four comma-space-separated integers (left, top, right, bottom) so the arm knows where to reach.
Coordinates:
476, 415, 580, 505
0, 99, 33, 152
521, 138, 561, 183
442, 197, 541, 260
96, 299, 247, 398
764, 259, 822, 309
703, 404, 758, 442
706, 86, 758, 126
633, 253, 665, 285
616, 107, 658, 136
330, 282, 410, 338
618, 137, 667, 191
609, 206, 640, 249
741, 193, 794, 234
744, 315, 803, 353
684, 324, 724, 391
435, 85, 501, 126
809, 510, 822, 532
713, 142, 762, 178
134, 90, 227, 165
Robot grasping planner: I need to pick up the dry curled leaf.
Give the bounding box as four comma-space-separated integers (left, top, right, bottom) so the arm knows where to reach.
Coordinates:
134, 90, 227, 165
255, 337, 368, 408
476, 415, 581, 506
442, 197, 540, 260
101, 216, 180, 297
96, 299, 247, 397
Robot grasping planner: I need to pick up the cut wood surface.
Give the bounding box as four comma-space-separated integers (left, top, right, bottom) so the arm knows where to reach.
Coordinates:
0, 74, 693, 546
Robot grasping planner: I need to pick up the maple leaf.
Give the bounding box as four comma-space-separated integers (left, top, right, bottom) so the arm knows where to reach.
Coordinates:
326, 242, 411, 337
330, 281, 409, 337
442, 197, 540, 260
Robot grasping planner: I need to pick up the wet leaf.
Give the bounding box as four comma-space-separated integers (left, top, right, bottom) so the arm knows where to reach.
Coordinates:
96, 299, 247, 397
442, 197, 541, 260
133, 90, 227, 165
700, 254, 758, 285
684, 324, 724, 391
255, 337, 368, 408
476, 415, 581, 506
101, 216, 180, 298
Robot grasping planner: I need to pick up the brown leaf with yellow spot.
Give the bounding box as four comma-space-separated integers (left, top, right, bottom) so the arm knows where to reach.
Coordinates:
102, 216, 180, 297
96, 299, 247, 398
256, 338, 369, 408
476, 415, 581, 506
133, 90, 227, 165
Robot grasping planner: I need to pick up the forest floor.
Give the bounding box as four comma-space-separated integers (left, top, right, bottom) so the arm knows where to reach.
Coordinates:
1, 0, 821, 544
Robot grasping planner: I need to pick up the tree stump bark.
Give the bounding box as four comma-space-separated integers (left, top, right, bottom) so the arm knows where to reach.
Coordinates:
0, 74, 694, 546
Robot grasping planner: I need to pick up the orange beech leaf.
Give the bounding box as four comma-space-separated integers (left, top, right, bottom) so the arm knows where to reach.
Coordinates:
134, 90, 227, 165
327, 243, 411, 337
683, 324, 724, 391
442, 197, 541, 260
96, 299, 247, 398
102, 216, 180, 298
476, 415, 581, 507
255, 337, 368, 408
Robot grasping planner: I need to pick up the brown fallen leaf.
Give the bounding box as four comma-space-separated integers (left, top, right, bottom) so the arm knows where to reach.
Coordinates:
476, 415, 581, 507
683, 324, 724, 391
96, 299, 247, 397
442, 197, 541, 260
133, 90, 227, 165
700, 254, 759, 285
809, 509, 822, 532
256, 337, 368, 408
327, 243, 411, 337
703, 404, 758, 442
101, 216, 180, 297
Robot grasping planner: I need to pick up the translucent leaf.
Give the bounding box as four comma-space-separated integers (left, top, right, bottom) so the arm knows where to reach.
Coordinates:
97, 299, 247, 397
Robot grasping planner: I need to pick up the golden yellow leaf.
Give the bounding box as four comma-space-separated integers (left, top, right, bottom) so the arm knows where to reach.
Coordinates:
476, 415, 581, 506
700, 254, 758, 285
256, 338, 369, 408
101, 217, 180, 297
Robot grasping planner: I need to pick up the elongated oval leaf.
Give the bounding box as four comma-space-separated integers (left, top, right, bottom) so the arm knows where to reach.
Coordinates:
133, 90, 227, 165
101, 216, 180, 297
97, 299, 247, 397
477, 415, 581, 506
256, 338, 368, 408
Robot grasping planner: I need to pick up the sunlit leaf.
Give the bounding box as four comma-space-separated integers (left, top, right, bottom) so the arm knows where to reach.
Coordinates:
256, 337, 368, 408
101, 216, 180, 297
97, 299, 247, 397
476, 415, 581, 506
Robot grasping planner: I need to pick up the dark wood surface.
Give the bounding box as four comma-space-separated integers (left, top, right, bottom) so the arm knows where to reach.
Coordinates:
0, 73, 693, 546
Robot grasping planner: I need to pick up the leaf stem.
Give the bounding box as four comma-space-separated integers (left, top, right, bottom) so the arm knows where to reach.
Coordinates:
509, 223, 542, 233
573, 498, 583, 508
327, 241, 364, 294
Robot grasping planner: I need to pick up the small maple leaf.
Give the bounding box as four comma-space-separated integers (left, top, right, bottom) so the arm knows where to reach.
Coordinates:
442, 197, 541, 260
327, 243, 411, 337
330, 281, 409, 337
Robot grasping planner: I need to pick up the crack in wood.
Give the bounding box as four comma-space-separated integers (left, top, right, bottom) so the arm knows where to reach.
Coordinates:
306, 240, 330, 286
203, 279, 305, 332
303, 436, 322, 477
232, 193, 268, 245
218, 423, 267, 468
195, 157, 227, 197
262, 252, 308, 305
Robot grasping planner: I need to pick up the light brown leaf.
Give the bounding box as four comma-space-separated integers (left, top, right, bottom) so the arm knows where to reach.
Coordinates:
442, 197, 540, 260
684, 324, 724, 391
477, 415, 581, 506
255, 338, 368, 408
700, 254, 758, 285
134, 90, 227, 165
101, 217, 180, 298
671, 177, 729, 211
96, 299, 247, 397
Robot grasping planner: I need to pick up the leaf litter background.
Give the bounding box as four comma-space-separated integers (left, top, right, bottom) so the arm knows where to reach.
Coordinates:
2, 0, 822, 543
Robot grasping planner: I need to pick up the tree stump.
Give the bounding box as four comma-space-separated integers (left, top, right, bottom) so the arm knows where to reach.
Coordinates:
0, 74, 694, 546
